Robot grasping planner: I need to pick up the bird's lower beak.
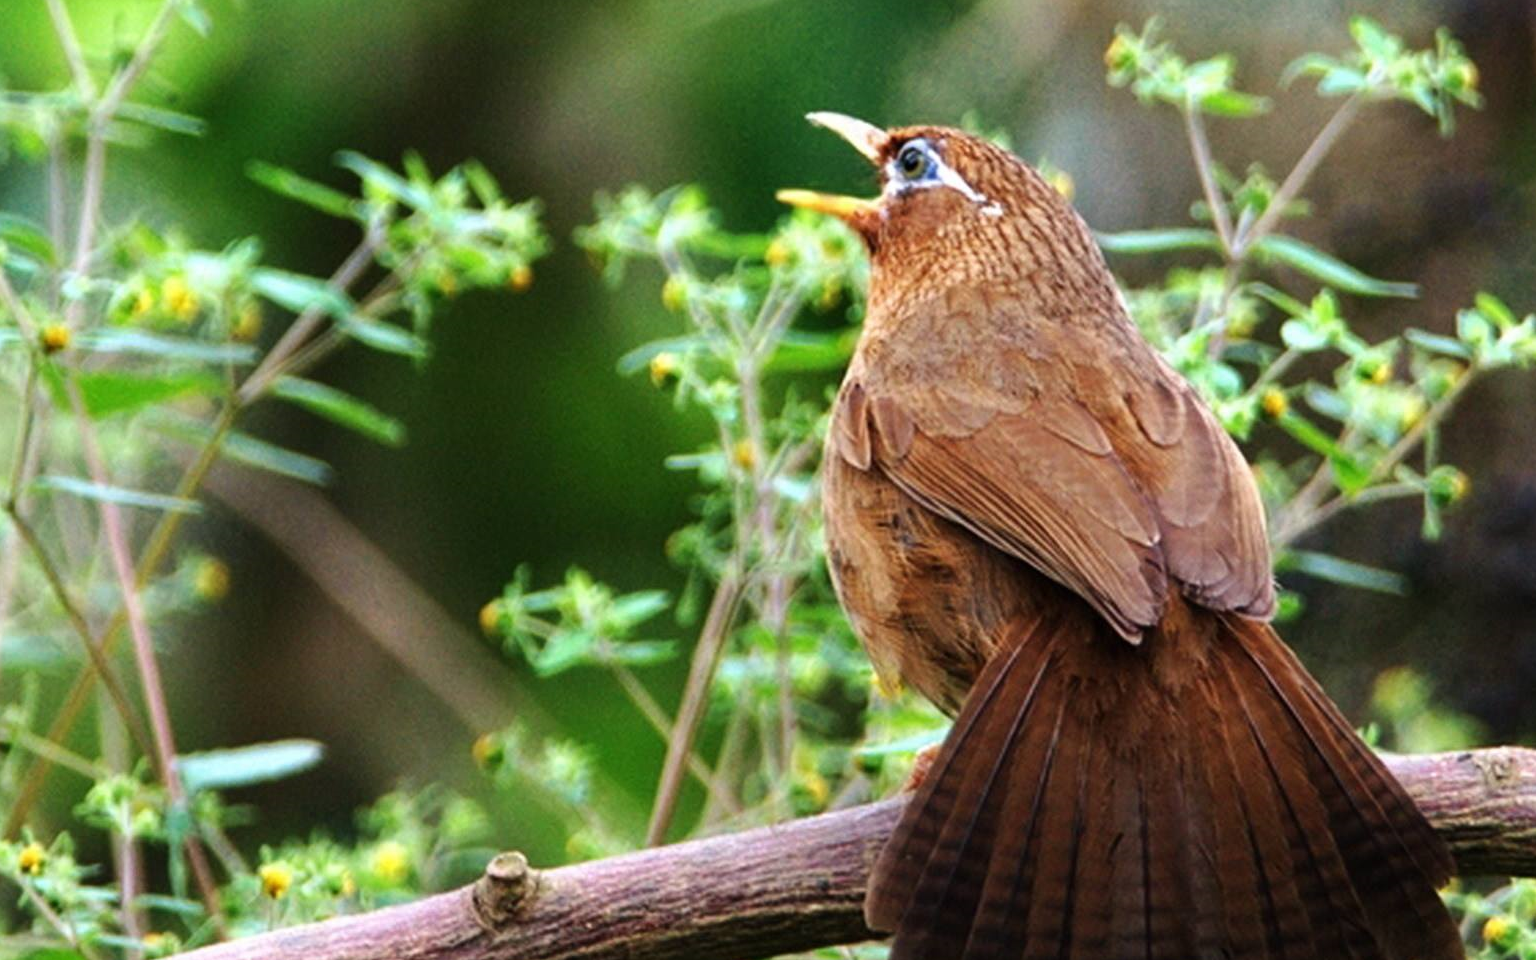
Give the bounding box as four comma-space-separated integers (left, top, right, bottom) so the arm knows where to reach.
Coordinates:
775, 188, 880, 221
777, 111, 889, 237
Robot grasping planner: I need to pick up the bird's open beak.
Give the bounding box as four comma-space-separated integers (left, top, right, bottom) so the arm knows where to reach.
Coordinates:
775, 111, 887, 228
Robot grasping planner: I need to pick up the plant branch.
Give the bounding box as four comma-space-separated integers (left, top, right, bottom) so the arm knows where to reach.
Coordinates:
45, 0, 95, 101
1234, 89, 1367, 256
645, 564, 745, 845
177, 747, 1536, 960
1183, 103, 1233, 252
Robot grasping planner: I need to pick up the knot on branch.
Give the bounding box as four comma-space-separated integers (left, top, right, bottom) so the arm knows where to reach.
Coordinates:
472, 851, 538, 931
1471, 748, 1523, 792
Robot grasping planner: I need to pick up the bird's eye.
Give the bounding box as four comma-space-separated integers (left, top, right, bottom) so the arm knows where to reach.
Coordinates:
896, 142, 930, 180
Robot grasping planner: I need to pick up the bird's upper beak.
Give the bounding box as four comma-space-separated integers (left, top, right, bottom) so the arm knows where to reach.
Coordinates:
776, 112, 887, 230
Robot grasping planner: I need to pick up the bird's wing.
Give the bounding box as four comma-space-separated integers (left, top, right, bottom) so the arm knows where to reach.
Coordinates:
1117, 366, 1276, 618
833, 376, 1167, 641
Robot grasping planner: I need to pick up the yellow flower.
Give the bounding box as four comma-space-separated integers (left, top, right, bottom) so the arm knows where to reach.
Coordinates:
1104, 34, 1132, 71
258, 861, 293, 899
478, 599, 503, 636
39, 324, 71, 354
192, 557, 231, 602
132, 287, 156, 319
1453, 61, 1478, 94
161, 276, 198, 323
232, 303, 263, 342
648, 351, 679, 387
509, 264, 534, 292
764, 239, 790, 267
661, 275, 687, 312
471, 732, 500, 769
1260, 388, 1288, 418
872, 670, 903, 699
17, 841, 45, 875
369, 840, 409, 884
1483, 914, 1513, 948
731, 438, 757, 471
1045, 168, 1075, 202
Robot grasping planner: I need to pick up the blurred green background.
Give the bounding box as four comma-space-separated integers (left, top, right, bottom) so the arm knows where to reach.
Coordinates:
3, 0, 1533, 866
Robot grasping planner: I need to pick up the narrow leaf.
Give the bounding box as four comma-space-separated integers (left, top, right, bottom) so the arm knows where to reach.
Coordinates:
1095, 228, 1223, 256
616, 335, 707, 375
337, 316, 429, 359
1277, 549, 1408, 595
1253, 235, 1418, 298
765, 329, 859, 373
335, 151, 431, 209
67, 369, 226, 419
1404, 329, 1473, 360
32, 475, 202, 513
271, 376, 406, 446
77, 328, 257, 364
251, 268, 353, 319
147, 410, 333, 485
177, 739, 325, 794
116, 102, 206, 137
0, 213, 56, 266
247, 161, 359, 220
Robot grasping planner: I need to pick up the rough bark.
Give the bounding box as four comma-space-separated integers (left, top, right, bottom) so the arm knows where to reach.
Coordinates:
180, 747, 1536, 960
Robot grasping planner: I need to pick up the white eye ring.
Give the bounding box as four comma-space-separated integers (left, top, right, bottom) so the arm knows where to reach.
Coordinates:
884, 142, 1004, 217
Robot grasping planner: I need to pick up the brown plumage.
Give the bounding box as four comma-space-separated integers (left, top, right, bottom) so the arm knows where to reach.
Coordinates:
779, 113, 1460, 960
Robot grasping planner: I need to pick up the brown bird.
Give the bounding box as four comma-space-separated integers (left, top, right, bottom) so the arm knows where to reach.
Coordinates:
778, 113, 1460, 960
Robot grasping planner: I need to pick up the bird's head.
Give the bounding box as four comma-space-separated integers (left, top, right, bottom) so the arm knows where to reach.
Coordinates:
778, 113, 1098, 304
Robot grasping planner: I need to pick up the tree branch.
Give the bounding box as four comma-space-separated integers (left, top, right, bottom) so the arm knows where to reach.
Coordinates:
180, 747, 1536, 960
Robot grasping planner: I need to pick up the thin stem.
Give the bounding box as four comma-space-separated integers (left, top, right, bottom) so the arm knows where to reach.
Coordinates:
1285, 480, 1422, 545
1234, 89, 1368, 256
1183, 103, 1233, 252
1272, 369, 1477, 548
645, 564, 745, 845
59, 375, 227, 932
0, 720, 112, 780
66, 0, 182, 326
611, 663, 739, 816
237, 227, 382, 404
20, 878, 104, 960
46, 135, 68, 306
3, 503, 155, 758
45, 0, 96, 100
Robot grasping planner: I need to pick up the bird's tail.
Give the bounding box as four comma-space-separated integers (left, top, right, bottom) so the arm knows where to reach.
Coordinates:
864, 601, 1462, 960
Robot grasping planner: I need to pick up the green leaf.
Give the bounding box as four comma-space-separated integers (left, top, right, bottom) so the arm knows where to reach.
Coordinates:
335, 150, 431, 209
146, 410, 333, 485
1252, 235, 1418, 298
271, 376, 406, 446
247, 161, 359, 220
337, 315, 430, 359
177, 739, 325, 794
251, 267, 354, 319
853, 726, 951, 759
64, 368, 226, 419
1274, 410, 1370, 492
607, 639, 678, 668
217, 430, 332, 484
1199, 89, 1270, 118
177, 0, 213, 36
1095, 228, 1223, 256
765, 329, 859, 373
32, 475, 202, 513
0, 213, 56, 266
77, 328, 257, 364
1277, 549, 1408, 595
1404, 329, 1473, 360
116, 102, 206, 137
606, 590, 671, 628
616, 335, 707, 375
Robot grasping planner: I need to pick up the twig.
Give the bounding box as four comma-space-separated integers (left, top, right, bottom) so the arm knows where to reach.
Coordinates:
610, 663, 740, 816
1234, 88, 1368, 257
59, 375, 228, 932
1183, 102, 1234, 252
175, 747, 1536, 960
45, 0, 95, 101
645, 564, 745, 845
20, 877, 104, 960
65, 0, 182, 326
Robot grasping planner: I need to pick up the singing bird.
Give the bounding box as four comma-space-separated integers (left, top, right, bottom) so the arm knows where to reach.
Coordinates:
778, 113, 1460, 960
